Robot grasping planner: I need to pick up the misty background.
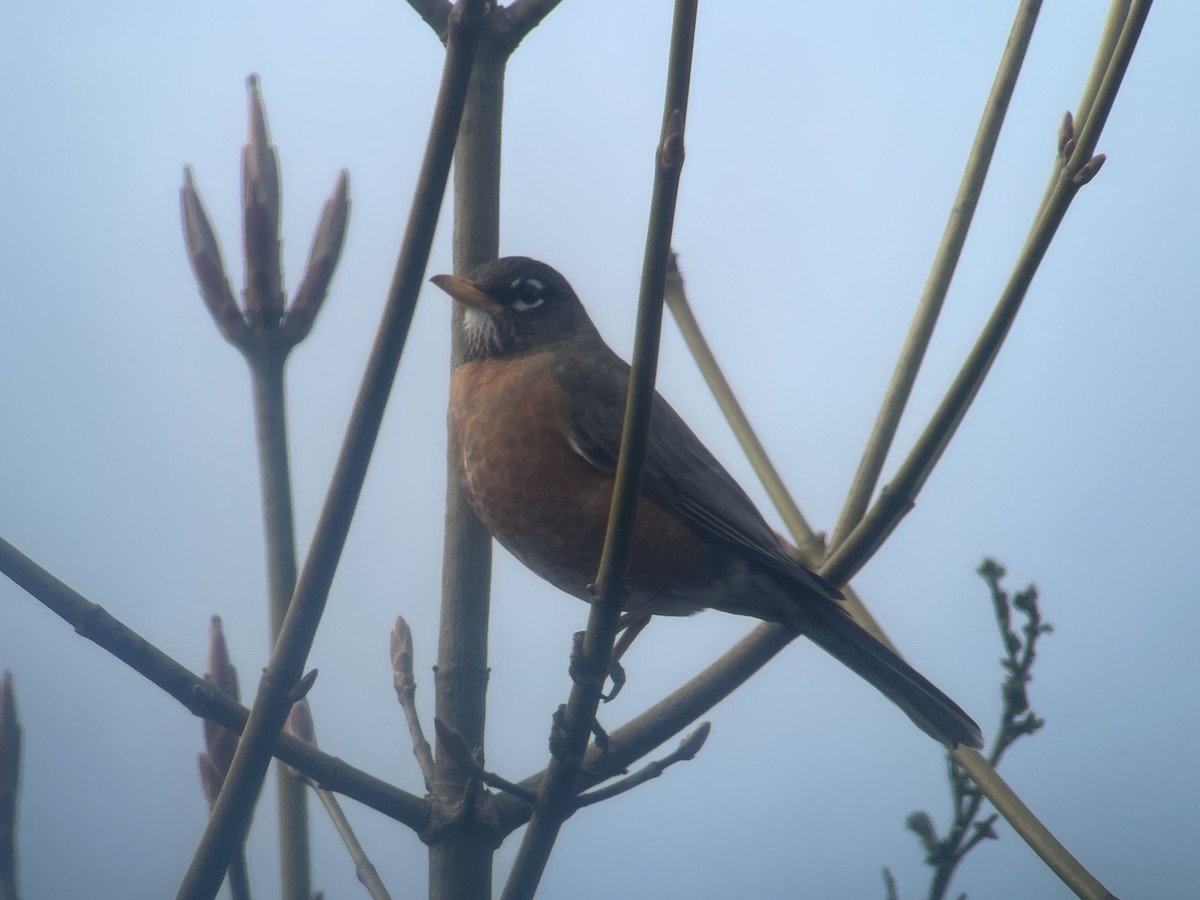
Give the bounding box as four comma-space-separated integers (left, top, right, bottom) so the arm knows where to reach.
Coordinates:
1, 2, 1197, 898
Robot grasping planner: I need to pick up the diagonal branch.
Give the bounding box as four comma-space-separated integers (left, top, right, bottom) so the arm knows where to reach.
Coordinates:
829, 0, 1042, 549
174, 7, 486, 893
500, 3, 698, 898
0, 535, 429, 830
492, 13, 1150, 896
572, 722, 710, 810
821, 0, 1151, 591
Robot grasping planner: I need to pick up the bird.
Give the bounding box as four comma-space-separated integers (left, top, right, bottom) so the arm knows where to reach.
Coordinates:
431, 256, 983, 750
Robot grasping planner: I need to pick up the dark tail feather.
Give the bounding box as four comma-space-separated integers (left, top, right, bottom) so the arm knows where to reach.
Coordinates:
801, 606, 984, 750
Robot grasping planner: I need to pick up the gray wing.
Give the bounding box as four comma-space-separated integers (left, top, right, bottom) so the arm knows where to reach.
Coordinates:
557, 346, 841, 603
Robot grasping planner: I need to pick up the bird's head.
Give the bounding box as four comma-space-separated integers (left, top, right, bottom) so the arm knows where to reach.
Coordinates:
431, 256, 598, 360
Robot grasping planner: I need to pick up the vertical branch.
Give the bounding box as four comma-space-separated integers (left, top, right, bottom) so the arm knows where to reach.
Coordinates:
0, 672, 19, 900
429, 32, 508, 900
173, 7, 485, 896
500, 3, 698, 898
247, 355, 311, 900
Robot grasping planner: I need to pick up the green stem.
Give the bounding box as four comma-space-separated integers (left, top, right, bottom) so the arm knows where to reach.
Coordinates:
829, 0, 1042, 549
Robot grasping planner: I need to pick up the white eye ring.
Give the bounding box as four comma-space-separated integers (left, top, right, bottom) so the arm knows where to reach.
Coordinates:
512, 296, 544, 312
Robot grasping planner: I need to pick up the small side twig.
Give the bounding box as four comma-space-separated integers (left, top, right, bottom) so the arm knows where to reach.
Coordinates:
573, 722, 710, 810
391, 616, 436, 789
287, 703, 393, 900
433, 719, 538, 806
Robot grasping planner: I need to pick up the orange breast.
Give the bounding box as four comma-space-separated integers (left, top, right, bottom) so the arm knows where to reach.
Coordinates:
449, 353, 725, 611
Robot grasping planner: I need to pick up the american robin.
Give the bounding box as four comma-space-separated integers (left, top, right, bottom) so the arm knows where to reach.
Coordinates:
432, 256, 983, 750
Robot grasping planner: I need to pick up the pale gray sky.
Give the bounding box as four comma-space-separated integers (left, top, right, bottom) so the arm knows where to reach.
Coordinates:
1, 2, 1197, 898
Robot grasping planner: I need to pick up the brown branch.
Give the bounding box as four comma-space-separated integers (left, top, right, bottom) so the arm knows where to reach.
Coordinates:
173, 5, 487, 896
0, 535, 430, 831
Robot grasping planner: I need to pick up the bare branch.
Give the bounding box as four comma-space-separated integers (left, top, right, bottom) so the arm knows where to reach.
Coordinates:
0, 535, 429, 831
287, 703, 394, 900
573, 722, 710, 810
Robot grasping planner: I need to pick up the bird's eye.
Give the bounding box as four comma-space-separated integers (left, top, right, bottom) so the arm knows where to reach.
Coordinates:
511, 280, 545, 312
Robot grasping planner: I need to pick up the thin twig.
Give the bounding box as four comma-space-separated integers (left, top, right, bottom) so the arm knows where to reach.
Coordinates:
829, 0, 1042, 549
904, 562, 1052, 900
664, 255, 820, 552
312, 790, 393, 900
391, 617, 436, 789
432, 718, 538, 806
821, 0, 1150, 592
0, 535, 430, 830
173, 6, 486, 896
287, 703, 393, 900
499, 4, 698, 898
572, 722, 710, 810
665, 260, 894, 645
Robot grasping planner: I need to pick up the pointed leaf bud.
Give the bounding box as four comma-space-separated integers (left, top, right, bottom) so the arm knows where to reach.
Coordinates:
677, 721, 711, 760
202, 616, 240, 777
286, 699, 317, 748
283, 169, 350, 344
433, 717, 483, 777
1057, 111, 1074, 158
1073, 153, 1106, 185
241, 73, 284, 323
180, 168, 248, 345
391, 614, 415, 700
